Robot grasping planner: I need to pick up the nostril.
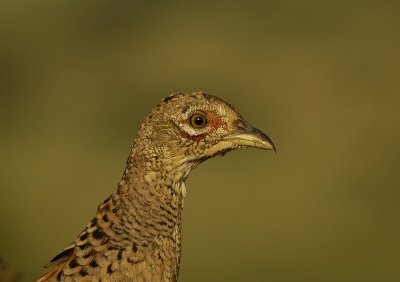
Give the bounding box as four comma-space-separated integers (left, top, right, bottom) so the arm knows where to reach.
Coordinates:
235, 119, 250, 131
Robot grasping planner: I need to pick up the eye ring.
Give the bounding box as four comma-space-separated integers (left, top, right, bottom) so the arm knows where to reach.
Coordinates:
189, 113, 207, 128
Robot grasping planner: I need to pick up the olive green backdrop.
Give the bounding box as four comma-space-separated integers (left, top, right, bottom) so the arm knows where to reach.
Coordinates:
1, 1, 399, 281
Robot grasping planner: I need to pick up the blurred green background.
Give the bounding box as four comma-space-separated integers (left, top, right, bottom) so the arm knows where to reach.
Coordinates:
1, 1, 400, 281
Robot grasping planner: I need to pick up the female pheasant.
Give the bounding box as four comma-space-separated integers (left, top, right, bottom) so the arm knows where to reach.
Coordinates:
37, 92, 276, 282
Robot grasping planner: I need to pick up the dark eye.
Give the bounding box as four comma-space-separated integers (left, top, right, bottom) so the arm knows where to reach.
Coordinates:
190, 114, 207, 128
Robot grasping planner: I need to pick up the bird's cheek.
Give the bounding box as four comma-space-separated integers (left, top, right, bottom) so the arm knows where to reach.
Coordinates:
196, 141, 228, 158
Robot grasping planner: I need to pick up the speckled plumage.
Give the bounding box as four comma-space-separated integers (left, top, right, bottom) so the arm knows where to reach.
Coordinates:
37, 92, 276, 282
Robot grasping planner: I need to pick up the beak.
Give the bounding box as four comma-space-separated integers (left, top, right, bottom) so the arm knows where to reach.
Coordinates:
222, 119, 277, 153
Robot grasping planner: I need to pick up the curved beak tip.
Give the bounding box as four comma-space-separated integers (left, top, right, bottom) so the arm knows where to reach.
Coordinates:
223, 125, 276, 154
251, 130, 277, 153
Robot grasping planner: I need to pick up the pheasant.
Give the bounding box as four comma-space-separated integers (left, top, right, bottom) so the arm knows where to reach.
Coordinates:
37, 92, 276, 282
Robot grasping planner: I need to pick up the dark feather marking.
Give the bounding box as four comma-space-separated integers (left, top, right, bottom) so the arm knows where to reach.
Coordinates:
92, 229, 104, 240
163, 96, 174, 103
80, 232, 89, 241
107, 264, 114, 274
201, 92, 211, 101
182, 105, 190, 113
103, 195, 111, 203
80, 269, 88, 276
69, 258, 79, 268
49, 248, 74, 264
83, 250, 94, 258
127, 257, 144, 265
90, 217, 98, 227
90, 260, 99, 267
57, 271, 63, 281
79, 243, 89, 250
118, 249, 123, 260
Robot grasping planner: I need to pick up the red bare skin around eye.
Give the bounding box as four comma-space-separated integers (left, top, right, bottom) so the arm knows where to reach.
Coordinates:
179, 111, 228, 141
205, 110, 228, 130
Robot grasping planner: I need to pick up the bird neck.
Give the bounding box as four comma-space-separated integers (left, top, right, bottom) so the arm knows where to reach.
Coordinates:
108, 141, 191, 237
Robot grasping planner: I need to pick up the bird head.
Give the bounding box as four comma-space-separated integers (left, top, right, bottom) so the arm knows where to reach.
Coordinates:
136, 92, 275, 170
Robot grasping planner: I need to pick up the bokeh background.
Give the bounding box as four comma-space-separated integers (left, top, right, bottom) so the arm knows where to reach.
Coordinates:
1, 1, 400, 281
